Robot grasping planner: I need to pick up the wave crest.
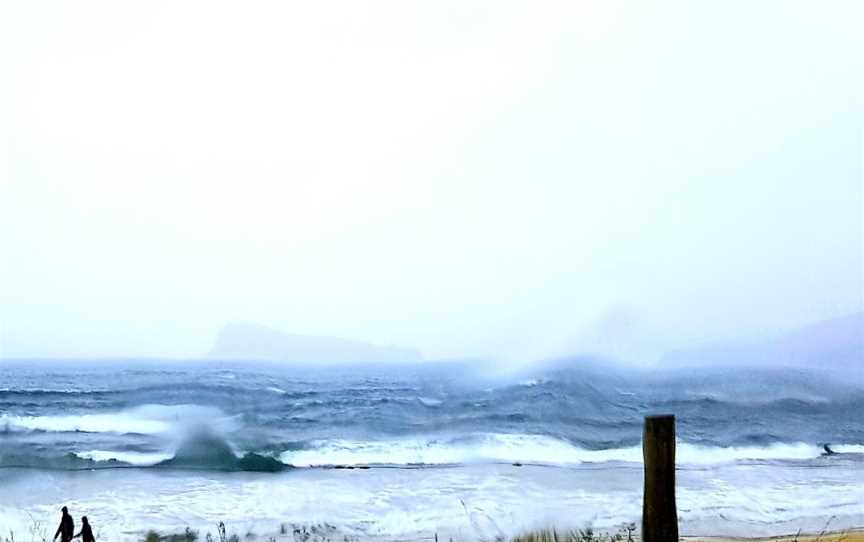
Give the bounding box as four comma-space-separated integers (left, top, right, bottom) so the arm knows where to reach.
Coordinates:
279, 434, 861, 467
0, 404, 235, 435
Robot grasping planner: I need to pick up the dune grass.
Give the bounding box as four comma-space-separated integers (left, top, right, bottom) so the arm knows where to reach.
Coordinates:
511, 524, 636, 542
144, 526, 201, 542
139, 522, 357, 542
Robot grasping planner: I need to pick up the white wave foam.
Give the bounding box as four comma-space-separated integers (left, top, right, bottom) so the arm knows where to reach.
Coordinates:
3, 453, 864, 542
2, 412, 169, 434
0, 404, 232, 435
281, 434, 593, 466
834, 444, 864, 454
416, 397, 443, 407
76, 450, 173, 465
677, 442, 824, 464
280, 434, 854, 467
0, 387, 107, 394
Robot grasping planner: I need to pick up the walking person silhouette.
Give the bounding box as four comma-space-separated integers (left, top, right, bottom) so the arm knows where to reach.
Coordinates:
53, 507, 74, 542
73, 516, 95, 542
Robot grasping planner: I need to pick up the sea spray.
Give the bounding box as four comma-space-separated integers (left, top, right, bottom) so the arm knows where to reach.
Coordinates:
157, 424, 288, 472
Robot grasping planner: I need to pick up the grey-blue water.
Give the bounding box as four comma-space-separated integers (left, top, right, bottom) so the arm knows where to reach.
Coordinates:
1, 360, 862, 540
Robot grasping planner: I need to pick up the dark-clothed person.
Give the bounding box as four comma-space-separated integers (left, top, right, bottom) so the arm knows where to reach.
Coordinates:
73, 516, 95, 542
53, 507, 74, 542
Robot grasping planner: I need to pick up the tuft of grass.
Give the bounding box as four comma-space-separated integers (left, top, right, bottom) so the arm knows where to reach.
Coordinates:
512, 523, 636, 542
288, 523, 357, 542
142, 527, 198, 542
145, 523, 246, 542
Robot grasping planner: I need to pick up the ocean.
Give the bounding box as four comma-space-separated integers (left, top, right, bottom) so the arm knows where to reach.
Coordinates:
1, 360, 862, 541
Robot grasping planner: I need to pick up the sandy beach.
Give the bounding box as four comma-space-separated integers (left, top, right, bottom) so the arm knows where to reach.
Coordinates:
688, 531, 864, 542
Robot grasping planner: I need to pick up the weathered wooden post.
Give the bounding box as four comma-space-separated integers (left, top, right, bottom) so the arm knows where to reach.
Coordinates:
643, 415, 678, 542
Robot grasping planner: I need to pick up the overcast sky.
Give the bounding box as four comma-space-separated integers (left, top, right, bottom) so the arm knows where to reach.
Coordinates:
1, 1, 862, 362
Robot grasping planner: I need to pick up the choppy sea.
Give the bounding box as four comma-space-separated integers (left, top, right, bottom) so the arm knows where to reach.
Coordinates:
1, 360, 862, 541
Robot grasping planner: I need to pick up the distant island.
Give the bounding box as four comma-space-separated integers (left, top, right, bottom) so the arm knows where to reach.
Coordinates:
206, 322, 423, 363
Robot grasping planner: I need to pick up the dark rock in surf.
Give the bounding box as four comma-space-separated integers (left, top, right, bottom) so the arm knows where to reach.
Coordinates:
156, 427, 290, 472
236, 452, 287, 472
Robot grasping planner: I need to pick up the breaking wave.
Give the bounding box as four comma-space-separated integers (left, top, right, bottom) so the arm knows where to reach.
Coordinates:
2, 432, 860, 472
279, 434, 864, 467
0, 404, 237, 435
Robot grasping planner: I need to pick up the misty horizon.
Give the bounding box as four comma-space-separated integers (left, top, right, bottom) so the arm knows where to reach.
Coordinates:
2, 311, 861, 372
2, 2, 862, 364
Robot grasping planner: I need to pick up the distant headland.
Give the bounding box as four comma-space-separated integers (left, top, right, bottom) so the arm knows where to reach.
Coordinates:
205, 321, 423, 363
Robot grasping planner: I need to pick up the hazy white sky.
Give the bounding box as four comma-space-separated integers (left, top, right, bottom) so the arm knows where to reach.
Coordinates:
1, 1, 862, 362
